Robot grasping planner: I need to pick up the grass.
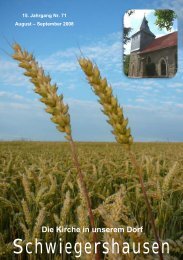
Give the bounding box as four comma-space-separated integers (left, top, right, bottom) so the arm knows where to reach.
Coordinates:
0, 141, 182, 259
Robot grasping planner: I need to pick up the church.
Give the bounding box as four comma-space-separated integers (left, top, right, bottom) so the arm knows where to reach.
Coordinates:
128, 16, 177, 78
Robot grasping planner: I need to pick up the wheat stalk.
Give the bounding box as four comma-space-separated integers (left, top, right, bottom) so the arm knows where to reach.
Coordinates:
12, 43, 100, 260
21, 199, 32, 226
60, 190, 71, 226
22, 174, 32, 203
162, 162, 178, 196
79, 57, 164, 260
32, 207, 46, 238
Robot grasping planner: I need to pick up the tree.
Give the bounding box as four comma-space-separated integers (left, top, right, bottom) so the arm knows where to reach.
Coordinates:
154, 10, 177, 31
123, 55, 130, 76
123, 10, 134, 46
123, 27, 132, 46
123, 10, 134, 72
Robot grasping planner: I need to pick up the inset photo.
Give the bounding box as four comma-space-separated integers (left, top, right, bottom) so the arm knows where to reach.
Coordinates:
123, 10, 178, 78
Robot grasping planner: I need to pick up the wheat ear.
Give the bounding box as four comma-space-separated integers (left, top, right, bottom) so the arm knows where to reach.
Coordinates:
79, 57, 164, 260
12, 44, 71, 140
12, 44, 100, 260
79, 58, 133, 149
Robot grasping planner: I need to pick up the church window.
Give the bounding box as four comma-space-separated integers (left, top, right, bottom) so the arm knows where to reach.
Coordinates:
131, 64, 135, 77
160, 58, 167, 76
147, 56, 151, 64
175, 53, 177, 73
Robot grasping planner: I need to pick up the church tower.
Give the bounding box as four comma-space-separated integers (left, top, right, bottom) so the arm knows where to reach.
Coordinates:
129, 16, 156, 77
131, 16, 155, 52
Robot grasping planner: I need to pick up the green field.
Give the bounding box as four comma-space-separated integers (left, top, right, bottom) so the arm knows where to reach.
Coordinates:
0, 142, 182, 259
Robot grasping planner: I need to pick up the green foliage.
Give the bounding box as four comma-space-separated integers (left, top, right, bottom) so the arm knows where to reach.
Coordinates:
123, 54, 130, 76
123, 10, 135, 46
154, 10, 177, 31
123, 27, 132, 46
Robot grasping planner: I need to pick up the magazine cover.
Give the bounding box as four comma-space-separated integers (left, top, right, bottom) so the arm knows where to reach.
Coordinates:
0, 0, 182, 259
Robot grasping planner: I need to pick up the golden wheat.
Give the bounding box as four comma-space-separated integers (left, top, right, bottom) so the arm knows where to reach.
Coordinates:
79, 57, 133, 148
0, 142, 183, 259
12, 43, 72, 140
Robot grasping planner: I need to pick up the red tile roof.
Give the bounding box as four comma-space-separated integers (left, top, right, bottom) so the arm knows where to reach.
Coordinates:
140, 31, 177, 54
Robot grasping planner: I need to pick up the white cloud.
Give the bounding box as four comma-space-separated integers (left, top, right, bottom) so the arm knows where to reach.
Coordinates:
0, 91, 7, 97
0, 32, 121, 89
176, 103, 183, 108
176, 89, 183, 93
136, 98, 145, 103
170, 82, 183, 88
0, 60, 16, 70
14, 94, 24, 100
0, 102, 30, 110
125, 104, 153, 111
113, 81, 131, 89
66, 98, 99, 110
0, 60, 30, 87
0, 91, 24, 100
41, 40, 122, 74
161, 101, 174, 105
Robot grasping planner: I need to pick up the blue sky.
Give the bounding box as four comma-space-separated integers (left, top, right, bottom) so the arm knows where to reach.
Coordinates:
0, 0, 183, 142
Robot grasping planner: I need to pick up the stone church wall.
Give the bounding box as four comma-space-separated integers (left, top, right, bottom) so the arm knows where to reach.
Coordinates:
128, 52, 141, 77
129, 46, 177, 78
141, 46, 177, 77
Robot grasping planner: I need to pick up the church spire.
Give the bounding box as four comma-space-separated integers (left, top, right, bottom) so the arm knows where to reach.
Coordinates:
140, 15, 148, 30
130, 16, 155, 52
140, 16, 155, 37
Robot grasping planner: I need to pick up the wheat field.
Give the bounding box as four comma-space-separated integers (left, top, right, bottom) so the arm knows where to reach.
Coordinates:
0, 141, 182, 259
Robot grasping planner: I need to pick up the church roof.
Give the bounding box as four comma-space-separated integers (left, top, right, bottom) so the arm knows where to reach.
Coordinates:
140, 16, 155, 37
140, 31, 177, 54
131, 16, 155, 38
